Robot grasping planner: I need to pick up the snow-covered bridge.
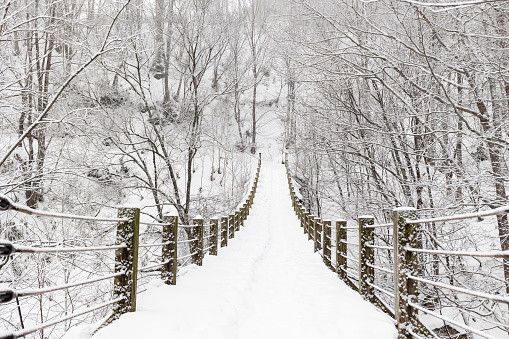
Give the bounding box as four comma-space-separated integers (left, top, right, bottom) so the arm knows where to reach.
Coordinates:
3, 154, 508, 339
83, 160, 397, 339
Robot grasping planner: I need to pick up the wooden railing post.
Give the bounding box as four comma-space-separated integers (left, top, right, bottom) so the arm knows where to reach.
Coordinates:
315, 217, 322, 252
221, 216, 228, 247
297, 203, 304, 228
253, 171, 259, 195
290, 187, 295, 210
235, 210, 241, 231
242, 203, 247, 223
323, 220, 332, 270
358, 215, 375, 304
192, 217, 204, 266
304, 212, 310, 235
229, 214, 235, 239
308, 214, 314, 241
336, 220, 347, 281
161, 214, 178, 285
113, 207, 140, 317
210, 218, 219, 255
394, 207, 418, 339
249, 190, 254, 209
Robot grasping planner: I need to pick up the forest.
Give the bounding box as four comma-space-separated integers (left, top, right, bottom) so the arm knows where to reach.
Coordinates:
1, 0, 509, 338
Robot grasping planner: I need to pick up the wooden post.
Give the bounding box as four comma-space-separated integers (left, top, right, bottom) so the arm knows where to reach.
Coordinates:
314, 217, 322, 252
336, 220, 347, 281
161, 215, 178, 285
113, 207, 140, 316
308, 214, 314, 241
297, 203, 303, 226
304, 212, 310, 235
358, 215, 375, 303
254, 171, 258, 195
291, 187, 296, 210
323, 220, 332, 270
192, 217, 204, 266
242, 203, 247, 223
229, 214, 235, 239
210, 218, 219, 255
235, 210, 241, 231
249, 190, 254, 208
221, 216, 228, 247
394, 208, 418, 339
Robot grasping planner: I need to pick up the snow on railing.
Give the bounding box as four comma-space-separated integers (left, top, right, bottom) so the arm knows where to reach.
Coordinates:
0, 240, 126, 255
0, 156, 262, 338
284, 160, 509, 339
0, 195, 128, 222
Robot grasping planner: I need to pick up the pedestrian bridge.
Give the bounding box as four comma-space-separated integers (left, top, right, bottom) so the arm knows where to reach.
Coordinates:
1, 159, 508, 339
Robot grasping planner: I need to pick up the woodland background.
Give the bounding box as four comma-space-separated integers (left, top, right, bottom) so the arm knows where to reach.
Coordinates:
1, 0, 509, 337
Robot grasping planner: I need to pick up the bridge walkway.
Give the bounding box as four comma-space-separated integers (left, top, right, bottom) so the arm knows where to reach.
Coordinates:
89, 160, 397, 339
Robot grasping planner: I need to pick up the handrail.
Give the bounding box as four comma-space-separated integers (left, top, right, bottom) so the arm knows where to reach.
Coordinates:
178, 224, 199, 228
138, 241, 171, 248
408, 275, 509, 304
139, 221, 171, 226
408, 205, 509, 224
0, 297, 125, 339
139, 260, 171, 272
285, 160, 509, 339
177, 238, 198, 245
177, 251, 198, 261
0, 157, 262, 339
0, 272, 124, 302
364, 223, 392, 229
0, 195, 127, 222
0, 240, 126, 255
367, 282, 395, 298
367, 263, 393, 275
366, 244, 392, 251
405, 246, 509, 258
408, 302, 498, 339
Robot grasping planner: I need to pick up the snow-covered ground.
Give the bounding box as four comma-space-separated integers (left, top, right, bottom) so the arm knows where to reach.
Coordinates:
82, 159, 397, 339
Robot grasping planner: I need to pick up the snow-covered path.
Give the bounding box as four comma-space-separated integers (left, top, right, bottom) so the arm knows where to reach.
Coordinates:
90, 160, 397, 339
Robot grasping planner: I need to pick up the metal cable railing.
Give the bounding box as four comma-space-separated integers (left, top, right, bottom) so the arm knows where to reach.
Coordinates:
0, 155, 263, 339
139, 260, 171, 273
0, 195, 127, 223
285, 160, 509, 338
364, 223, 392, 229
139, 221, 171, 226
138, 241, 171, 248
406, 247, 509, 258
408, 275, 509, 304
0, 297, 125, 339
0, 271, 125, 302
408, 302, 498, 339
177, 238, 198, 245
0, 241, 126, 255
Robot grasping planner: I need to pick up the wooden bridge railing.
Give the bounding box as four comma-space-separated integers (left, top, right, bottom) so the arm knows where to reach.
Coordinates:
285, 161, 509, 339
0, 157, 261, 339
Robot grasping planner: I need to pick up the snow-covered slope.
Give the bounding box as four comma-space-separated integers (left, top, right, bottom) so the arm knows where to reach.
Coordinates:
86, 160, 397, 339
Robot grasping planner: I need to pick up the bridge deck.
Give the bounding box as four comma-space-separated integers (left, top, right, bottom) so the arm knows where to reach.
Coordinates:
89, 160, 397, 339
